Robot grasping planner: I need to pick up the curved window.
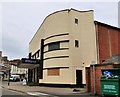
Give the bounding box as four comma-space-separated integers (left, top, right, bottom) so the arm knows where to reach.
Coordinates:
48, 42, 60, 51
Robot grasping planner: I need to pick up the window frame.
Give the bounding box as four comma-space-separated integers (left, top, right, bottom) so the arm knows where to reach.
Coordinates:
75, 18, 78, 24
48, 42, 60, 51
75, 40, 79, 48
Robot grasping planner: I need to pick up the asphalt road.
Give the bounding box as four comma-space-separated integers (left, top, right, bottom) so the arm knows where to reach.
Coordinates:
1, 81, 100, 97
2, 88, 31, 97
1, 88, 100, 97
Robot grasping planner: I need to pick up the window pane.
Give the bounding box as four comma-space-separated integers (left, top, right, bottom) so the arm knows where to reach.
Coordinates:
75, 18, 78, 24
75, 40, 79, 47
48, 42, 60, 51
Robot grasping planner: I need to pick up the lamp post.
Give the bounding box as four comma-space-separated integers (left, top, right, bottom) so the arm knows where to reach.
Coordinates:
8, 69, 11, 86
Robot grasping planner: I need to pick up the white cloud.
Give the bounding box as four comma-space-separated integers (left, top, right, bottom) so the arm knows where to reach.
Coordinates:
1, 2, 119, 59
0, 0, 120, 2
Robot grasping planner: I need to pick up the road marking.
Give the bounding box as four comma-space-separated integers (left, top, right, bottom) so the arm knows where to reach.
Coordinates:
27, 92, 49, 96
27, 91, 59, 97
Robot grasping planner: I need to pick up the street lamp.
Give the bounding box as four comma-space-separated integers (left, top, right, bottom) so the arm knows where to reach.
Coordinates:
8, 69, 11, 86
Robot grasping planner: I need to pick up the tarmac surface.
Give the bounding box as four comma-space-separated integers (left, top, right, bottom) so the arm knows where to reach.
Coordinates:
1, 81, 99, 97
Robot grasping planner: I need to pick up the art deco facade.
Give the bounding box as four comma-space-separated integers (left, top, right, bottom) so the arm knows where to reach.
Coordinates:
28, 9, 119, 87
28, 9, 97, 87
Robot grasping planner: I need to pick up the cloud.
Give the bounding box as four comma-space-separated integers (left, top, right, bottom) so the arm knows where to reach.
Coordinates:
1, 2, 118, 60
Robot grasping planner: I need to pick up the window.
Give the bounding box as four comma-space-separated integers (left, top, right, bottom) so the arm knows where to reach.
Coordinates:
48, 42, 60, 51
47, 68, 60, 76
32, 56, 34, 59
34, 54, 36, 59
36, 51, 39, 58
75, 40, 79, 47
75, 18, 78, 24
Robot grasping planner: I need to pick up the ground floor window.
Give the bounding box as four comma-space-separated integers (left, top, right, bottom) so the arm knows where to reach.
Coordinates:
47, 68, 60, 76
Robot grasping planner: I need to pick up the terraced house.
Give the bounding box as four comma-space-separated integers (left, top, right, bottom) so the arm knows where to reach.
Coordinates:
19, 8, 120, 87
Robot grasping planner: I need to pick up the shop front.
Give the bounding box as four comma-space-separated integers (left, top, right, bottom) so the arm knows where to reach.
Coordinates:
18, 58, 40, 85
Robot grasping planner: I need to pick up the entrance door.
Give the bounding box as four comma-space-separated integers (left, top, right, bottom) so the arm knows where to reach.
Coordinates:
76, 70, 82, 87
28, 69, 33, 82
87, 69, 91, 92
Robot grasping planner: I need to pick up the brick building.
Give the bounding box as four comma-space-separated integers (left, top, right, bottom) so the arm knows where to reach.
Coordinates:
94, 21, 120, 64
86, 64, 120, 95
86, 21, 120, 95
10, 59, 28, 80
0, 51, 11, 80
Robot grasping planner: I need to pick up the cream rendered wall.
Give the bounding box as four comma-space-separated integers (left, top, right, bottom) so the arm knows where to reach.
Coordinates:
44, 50, 69, 60
30, 9, 97, 85
42, 68, 71, 84
68, 10, 97, 84
42, 10, 72, 84
44, 58, 69, 68
44, 34, 69, 44
30, 10, 73, 84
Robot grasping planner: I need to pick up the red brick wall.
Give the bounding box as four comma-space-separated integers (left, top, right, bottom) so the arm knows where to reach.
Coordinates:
97, 24, 120, 63
85, 67, 90, 92
86, 64, 120, 95
90, 65, 113, 95
109, 28, 119, 55
118, 32, 120, 54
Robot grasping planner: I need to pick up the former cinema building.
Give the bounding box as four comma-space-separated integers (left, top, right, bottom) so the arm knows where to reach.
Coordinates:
19, 8, 120, 87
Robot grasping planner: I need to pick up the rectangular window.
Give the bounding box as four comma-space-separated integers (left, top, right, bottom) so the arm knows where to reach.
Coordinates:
32, 56, 34, 59
75, 18, 78, 24
75, 40, 79, 47
34, 54, 36, 59
48, 42, 60, 51
47, 68, 60, 76
36, 51, 39, 58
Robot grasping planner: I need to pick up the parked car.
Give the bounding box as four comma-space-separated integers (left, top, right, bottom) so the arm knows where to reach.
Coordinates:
10, 75, 20, 82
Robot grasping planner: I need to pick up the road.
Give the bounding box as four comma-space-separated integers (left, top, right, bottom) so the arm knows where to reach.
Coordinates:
26, 91, 99, 97
1, 81, 100, 97
2, 88, 31, 97
1, 88, 100, 97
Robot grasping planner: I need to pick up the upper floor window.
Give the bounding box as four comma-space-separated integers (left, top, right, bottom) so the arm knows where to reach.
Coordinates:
36, 50, 39, 58
75, 18, 78, 24
48, 42, 60, 51
75, 40, 79, 48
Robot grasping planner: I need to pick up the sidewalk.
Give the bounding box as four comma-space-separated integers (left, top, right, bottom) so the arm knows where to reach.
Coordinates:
2, 81, 87, 96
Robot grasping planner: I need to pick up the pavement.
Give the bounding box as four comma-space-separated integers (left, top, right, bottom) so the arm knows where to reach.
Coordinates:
1, 81, 94, 96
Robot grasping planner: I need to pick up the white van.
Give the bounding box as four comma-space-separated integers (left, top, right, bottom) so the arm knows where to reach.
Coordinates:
10, 75, 20, 82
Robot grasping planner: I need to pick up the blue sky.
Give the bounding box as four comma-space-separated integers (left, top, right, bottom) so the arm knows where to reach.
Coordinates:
0, 1, 119, 60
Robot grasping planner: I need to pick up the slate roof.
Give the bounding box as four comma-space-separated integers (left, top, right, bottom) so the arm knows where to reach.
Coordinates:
102, 54, 120, 64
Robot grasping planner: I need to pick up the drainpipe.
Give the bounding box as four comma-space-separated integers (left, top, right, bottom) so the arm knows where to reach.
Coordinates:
93, 64, 96, 95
